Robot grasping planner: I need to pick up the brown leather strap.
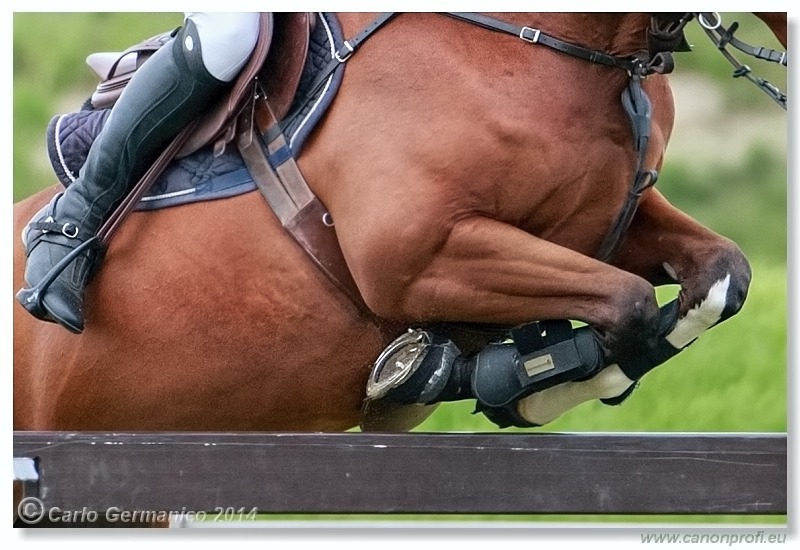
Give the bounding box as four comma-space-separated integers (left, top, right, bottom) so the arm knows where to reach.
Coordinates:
239, 98, 366, 309
285, 199, 366, 308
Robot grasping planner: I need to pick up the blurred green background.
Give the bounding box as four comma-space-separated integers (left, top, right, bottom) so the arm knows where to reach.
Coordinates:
12, 13, 788, 524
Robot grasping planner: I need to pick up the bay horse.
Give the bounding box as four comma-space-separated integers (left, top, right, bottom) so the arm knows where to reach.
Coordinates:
13, 13, 786, 436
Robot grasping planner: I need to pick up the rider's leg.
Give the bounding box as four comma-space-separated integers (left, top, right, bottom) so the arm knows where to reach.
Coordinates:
17, 13, 260, 333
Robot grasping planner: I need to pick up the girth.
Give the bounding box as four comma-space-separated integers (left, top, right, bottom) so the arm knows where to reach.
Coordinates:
234, 13, 397, 310
238, 97, 365, 307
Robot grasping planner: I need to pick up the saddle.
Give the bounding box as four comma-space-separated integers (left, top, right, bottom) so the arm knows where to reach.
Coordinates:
86, 13, 310, 156
94, 12, 364, 307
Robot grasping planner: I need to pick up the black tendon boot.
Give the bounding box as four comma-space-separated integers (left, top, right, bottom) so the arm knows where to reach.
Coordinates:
367, 322, 606, 428
17, 21, 228, 333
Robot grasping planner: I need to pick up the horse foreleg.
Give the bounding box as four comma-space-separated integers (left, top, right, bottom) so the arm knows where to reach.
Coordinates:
342, 214, 664, 427
508, 189, 752, 427
612, 189, 751, 353
515, 190, 752, 425
343, 214, 660, 342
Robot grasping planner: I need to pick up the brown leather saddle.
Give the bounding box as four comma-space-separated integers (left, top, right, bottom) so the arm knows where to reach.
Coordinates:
178, 12, 313, 158
88, 13, 310, 156
98, 12, 363, 308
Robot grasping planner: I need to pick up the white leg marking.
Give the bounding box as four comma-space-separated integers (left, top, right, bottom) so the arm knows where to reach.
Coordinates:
666, 274, 730, 349
516, 365, 634, 426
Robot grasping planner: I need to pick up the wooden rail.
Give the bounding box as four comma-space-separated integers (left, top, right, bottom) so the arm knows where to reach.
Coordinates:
13, 431, 787, 516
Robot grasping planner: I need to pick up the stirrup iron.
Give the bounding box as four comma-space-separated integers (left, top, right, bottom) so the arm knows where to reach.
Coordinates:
16, 237, 101, 318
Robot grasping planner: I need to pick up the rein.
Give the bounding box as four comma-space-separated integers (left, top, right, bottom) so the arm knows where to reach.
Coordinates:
695, 12, 787, 110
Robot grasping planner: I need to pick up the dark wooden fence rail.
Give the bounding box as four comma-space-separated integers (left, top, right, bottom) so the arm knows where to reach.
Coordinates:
13, 431, 787, 515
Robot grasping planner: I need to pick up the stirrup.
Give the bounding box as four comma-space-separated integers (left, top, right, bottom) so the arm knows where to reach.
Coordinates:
16, 237, 102, 319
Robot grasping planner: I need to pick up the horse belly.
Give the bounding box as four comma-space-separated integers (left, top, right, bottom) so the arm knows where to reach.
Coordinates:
13, 190, 389, 432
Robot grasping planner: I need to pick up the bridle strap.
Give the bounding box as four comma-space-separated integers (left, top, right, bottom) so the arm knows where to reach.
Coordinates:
443, 12, 645, 74
595, 76, 657, 262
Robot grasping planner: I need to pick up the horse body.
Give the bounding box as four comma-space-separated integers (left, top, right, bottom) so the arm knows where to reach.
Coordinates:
13, 13, 784, 432
306, 13, 678, 341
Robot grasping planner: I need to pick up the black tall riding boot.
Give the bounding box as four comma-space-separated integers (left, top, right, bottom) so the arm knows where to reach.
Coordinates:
17, 21, 228, 333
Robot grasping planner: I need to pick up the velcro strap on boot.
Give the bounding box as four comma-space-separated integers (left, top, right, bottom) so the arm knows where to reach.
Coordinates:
471, 324, 604, 408
28, 221, 89, 241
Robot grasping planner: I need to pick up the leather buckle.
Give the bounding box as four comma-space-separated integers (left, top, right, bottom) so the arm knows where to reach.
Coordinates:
61, 223, 79, 239
519, 27, 540, 43
334, 41, 354, 63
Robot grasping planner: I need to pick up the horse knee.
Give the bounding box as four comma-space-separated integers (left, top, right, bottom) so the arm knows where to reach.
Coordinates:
609, 242, 751, 379
665, 241, 751, 348
602, 277, 660, 361
664, 243, 751, 352
612, 277, 660, 331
